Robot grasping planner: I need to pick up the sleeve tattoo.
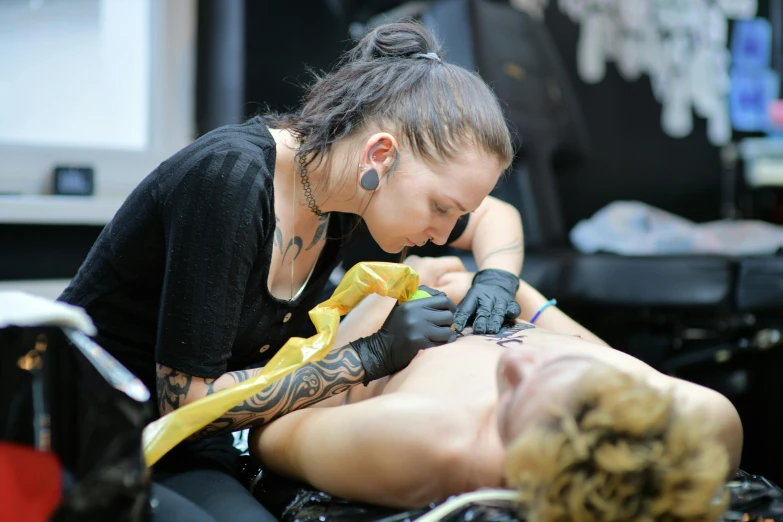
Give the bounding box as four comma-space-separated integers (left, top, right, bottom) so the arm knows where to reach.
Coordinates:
156, 367, 192, 414
155, 344, 364, 439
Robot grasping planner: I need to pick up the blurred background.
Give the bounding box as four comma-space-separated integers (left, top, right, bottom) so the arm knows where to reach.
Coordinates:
2, 0, 783, 486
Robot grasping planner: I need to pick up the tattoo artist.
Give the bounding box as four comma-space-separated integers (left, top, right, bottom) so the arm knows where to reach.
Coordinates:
58, 21, 520, 522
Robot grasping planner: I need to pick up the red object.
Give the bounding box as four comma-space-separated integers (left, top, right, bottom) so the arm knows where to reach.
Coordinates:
770, 100, 783, 128
0, 443, 62, 522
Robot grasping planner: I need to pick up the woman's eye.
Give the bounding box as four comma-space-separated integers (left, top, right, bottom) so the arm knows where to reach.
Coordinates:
433, 203, 449, 216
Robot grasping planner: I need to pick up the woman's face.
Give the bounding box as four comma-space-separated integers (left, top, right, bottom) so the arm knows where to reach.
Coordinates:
495, 349, 595, 446
362, 146, 502, 253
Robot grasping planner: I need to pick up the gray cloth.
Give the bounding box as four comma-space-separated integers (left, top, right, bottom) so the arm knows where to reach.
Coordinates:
570, 201, 783, 256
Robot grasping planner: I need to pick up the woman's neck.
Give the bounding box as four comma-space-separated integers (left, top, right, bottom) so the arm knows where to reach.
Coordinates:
270, 128, 368, 216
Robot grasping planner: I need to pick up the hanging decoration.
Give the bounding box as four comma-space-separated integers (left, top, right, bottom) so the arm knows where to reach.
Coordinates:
510, 0, 760, 145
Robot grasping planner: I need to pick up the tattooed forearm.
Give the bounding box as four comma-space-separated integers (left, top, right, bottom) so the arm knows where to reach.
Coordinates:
156, 367, 193, 415
187, 344, 364, 440
478, 237, 524, 267
275, 212, 328, 262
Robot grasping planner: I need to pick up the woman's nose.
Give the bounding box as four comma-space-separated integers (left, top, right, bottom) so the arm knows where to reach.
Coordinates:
426, 223, 453, 245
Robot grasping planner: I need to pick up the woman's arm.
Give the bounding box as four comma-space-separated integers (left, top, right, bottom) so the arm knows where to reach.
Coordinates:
448, 196, 524, 274
333, 294, 397, 347
156, 342, 365, 439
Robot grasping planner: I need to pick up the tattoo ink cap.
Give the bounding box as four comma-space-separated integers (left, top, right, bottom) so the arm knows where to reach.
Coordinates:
411, 289, 433, 300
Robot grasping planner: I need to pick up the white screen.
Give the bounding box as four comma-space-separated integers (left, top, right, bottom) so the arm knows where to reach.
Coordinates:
0, 0, 151, 150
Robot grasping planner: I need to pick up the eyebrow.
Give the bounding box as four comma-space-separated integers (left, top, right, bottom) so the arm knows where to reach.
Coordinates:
448, 197, 466, 212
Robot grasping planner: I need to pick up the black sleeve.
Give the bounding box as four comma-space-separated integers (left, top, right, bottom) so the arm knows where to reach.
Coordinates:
446, 213, 471, 244
155, 150, 271, 378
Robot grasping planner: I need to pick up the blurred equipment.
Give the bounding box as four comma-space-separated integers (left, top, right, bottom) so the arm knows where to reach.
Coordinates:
0, 292, 152, 522
52, 166, 94, 197
730, 16, 780, 134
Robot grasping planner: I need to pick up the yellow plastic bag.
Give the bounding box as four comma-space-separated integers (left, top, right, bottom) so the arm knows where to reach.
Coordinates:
143, 261, 423, 467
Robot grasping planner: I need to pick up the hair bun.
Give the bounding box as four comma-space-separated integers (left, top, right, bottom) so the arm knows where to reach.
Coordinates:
350, 20, 441, 63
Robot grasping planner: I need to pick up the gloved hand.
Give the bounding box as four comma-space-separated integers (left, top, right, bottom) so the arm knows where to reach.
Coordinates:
350, 286, 456, 385
453, 269, 521, 334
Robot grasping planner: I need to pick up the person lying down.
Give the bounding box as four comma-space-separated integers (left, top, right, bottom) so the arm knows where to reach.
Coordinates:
250, 261, 743, 522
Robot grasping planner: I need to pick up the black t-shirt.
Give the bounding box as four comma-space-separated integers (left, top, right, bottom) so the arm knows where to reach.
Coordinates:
59, 118, 357, 401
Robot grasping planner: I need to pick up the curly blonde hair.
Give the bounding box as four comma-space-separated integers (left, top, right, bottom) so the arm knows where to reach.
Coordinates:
504, 365, 729, 522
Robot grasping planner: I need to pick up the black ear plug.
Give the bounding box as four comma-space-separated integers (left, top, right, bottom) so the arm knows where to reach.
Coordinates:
360, 169, 380, 190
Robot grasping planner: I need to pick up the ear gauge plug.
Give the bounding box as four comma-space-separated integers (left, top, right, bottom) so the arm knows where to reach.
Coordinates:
360, 169, 380, 190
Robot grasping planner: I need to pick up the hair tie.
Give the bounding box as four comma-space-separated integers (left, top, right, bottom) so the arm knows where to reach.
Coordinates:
411, 52, 441, 62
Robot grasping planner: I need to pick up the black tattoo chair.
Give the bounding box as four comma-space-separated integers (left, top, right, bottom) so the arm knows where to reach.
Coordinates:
237, 459, 783, 522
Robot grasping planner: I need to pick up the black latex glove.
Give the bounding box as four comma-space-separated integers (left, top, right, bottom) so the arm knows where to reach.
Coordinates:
350, 285, 457, 385
453, 269, 521, 334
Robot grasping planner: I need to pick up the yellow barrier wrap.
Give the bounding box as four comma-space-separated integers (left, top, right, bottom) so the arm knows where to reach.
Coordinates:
143, 262, 423, 467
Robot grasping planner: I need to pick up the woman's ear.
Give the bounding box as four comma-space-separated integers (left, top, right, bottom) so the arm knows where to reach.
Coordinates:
358, 133, 397, 190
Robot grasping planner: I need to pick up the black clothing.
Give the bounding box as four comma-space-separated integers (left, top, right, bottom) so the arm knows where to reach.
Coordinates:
60, 117, 357, 399
150, 469, 276, 522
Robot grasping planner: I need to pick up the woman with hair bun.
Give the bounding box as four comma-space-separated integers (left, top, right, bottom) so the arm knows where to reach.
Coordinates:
58, 20, 523, 521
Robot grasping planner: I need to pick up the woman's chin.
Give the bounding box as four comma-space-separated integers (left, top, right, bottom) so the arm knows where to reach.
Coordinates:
377, 240, 406, 254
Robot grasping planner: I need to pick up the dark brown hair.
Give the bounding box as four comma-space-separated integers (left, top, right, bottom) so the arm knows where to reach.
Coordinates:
265, 20, 513, 189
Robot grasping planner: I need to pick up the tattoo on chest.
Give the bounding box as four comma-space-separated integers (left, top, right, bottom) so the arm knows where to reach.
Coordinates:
274, 214, 284, 252
483, 322, 536, 348
274, 213, 328, 264
305, 214, 329, 251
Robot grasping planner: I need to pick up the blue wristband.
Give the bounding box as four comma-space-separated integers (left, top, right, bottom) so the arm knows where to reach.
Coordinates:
530, 298, 557, 324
